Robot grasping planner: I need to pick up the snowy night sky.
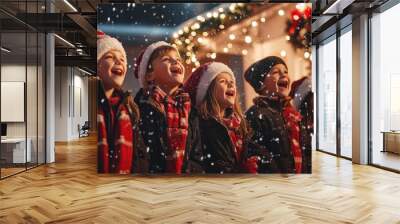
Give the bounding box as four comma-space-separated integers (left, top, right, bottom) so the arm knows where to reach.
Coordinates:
98, 3, 219, 44
98, 3, 224, 92
97, 2, 311, 106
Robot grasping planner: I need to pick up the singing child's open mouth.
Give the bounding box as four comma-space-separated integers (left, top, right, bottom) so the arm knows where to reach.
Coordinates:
170, 66, 183, 75
225, 89, 236, 97
277, 78, 289, 89
111, 68, 123, 76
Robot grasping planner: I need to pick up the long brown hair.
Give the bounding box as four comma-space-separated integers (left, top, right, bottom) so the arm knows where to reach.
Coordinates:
198, 78, 249, 139
123, 91, 140, 124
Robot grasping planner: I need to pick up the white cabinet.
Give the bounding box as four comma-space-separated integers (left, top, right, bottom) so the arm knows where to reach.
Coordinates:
1, 138, 32, 163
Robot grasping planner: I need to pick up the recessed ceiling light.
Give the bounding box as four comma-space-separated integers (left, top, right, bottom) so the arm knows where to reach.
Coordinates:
54, 34, 75, 48
1, 47, 11, 53
63, 0, 78, 12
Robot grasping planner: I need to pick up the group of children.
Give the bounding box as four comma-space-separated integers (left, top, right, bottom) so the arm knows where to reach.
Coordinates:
97, 30, 312, 174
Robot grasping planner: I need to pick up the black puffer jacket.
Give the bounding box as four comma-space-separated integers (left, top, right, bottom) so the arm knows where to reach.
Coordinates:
245, 97, 295, 173
198, 113, 267, 174
134, 88, 203, 173
290, 77, 313, 173
199, 116, 238, 173
297, 92, 313, 173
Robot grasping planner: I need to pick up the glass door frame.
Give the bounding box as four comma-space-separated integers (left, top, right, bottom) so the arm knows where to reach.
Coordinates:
367, 0, 400, 173
315, 24, 353, 161
0, 1, 47, 180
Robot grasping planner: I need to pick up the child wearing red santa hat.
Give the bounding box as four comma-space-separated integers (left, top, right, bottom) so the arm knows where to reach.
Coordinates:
97, 30, 145, 174
184, 62, 259, 174
133, 41, 203, 174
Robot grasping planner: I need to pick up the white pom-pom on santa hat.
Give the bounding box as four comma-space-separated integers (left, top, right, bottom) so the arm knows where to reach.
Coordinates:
97, 30, 127, 64
134, 41, 174, 88
184, 62, 235, 107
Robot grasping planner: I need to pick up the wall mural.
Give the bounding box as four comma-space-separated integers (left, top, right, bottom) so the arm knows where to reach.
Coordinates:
96, 3, 313, 174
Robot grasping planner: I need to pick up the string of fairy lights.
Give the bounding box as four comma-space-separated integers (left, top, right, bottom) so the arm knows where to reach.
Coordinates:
170, 3, 312, 70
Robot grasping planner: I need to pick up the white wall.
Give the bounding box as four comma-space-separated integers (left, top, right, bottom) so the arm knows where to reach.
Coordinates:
55, 66, 69, 141
1, 65, 37, 138
1, 64, 46, 163
54, 67, 89, 141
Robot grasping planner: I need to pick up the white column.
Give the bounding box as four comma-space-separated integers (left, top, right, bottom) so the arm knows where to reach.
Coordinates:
46, 0, 55, 163
352, 14, 369, 164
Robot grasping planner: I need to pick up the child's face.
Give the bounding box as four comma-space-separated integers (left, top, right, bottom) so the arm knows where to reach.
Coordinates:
146, 50, 185, 89
213, 72, 236, 109
261, 64, 290, 98
98, 50, 127, 90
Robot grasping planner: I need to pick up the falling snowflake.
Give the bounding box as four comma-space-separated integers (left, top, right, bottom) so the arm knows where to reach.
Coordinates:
272, 138, 280, 143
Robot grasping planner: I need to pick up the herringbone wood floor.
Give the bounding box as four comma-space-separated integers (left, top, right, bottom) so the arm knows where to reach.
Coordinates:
0, 135, 400, 224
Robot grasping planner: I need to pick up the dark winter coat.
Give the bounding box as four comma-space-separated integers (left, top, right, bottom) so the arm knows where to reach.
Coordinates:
245, 97, 295, 173
198, 112, 264, 174
134, 88, 203, 173
290, 77, 313, 173
97, 80, 147, 174
295, 91, 313, 173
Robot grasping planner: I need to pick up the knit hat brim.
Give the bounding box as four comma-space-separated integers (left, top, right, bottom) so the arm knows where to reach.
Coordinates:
97, 31, 127, 64
136, 41, 174, 88
244, 56, 287, 93
184, 62, 235, 107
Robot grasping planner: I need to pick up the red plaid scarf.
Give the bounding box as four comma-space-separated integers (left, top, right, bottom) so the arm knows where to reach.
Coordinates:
98, 91, 134, 174
221, 113, 259, 173
221, 113, 244, 163
150, 86, 191, 174
282, 104, 303, 173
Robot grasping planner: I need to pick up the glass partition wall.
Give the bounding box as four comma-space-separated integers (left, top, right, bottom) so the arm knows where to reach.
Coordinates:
317, 35, 337, 155
370, 2, 400, 171
0, 1, 46, 179
316, 26, 353, 159
339, 27, 352, 159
